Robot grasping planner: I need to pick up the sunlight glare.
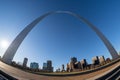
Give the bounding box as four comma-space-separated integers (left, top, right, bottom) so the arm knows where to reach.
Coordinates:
0, 40, 9, 49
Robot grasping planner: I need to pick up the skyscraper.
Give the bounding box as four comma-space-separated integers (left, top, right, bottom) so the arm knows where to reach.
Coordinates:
61, 64, 65, 72
92, 56, 99, 65
69, 61, 74, 71
23, 58, 28, 67
47, 60, 52, 68
66, 63, 69, 72
69, 57, 77, 71
80, 59, 87, 69
30, 62, 39, 69
99, 56, 105, 64
42, 60, 53, 72
47, 60, 53, 72
43, 62, 47, 70
75, 61, 81, 69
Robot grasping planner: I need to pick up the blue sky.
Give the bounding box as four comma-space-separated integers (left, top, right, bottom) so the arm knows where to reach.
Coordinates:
0, 0, 120, 70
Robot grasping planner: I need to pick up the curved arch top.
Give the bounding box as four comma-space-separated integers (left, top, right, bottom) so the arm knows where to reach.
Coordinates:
2, 11, 119, 64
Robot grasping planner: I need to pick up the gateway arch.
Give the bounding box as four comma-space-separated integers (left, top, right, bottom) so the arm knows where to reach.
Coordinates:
2, 11, 119, 64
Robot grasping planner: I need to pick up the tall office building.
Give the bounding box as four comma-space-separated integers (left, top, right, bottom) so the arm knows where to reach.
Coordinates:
80, 59, 87, 69
42, 60, 53, 72
75, 61, 81, 69
30, 62, 39, 69
69, 57, 77, 71
47, 60, 53, 72
99, 56, 105, 64
92, 56, 99, 65
43, 62, 47, 70
23, 58, 28, 67
47, 60, 52, 68
61, 64, 65, 72
66, 63, 69, 72
69, 61, 74, 71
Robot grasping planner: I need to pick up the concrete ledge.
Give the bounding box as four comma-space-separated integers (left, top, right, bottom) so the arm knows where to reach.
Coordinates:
96, 66, 120, 80
0, 70, 18, 80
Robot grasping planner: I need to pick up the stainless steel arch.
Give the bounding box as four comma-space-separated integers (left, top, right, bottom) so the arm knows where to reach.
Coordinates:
2, 11, 119, 64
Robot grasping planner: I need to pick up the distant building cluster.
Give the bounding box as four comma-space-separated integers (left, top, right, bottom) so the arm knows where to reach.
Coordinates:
65, 56, 107, 72
11, 57, 53, 72
42, 60, 53, 72
10, 55, 116, 73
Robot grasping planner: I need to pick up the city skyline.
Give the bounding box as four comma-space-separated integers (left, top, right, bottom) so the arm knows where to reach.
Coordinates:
14, 55, 108, 72
0, 0, 120, 70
